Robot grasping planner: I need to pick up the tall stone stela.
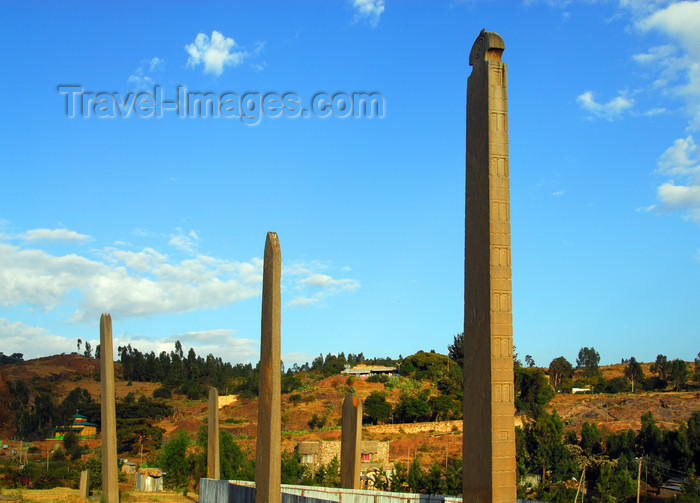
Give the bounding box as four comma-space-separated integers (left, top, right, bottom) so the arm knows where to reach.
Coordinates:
255, 232, 282, 503
100, 313, 119, 502
208, 387, 220, 479
340, 394, 362, 489
463, 30, 516, 502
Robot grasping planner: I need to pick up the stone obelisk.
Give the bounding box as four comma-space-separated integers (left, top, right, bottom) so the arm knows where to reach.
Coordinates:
255, 232, 281, 503
79, 469, 90, 499
340, 393, 362, 489
463, 29, 516, 503
208, 387, 220, 479
100, 313, 119, 502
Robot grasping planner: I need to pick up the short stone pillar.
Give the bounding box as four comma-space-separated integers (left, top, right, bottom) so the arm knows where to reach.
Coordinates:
208, 387, 220, 479
255, 232, 282, 503
79, 469, 90, 498
100, 313, 119, 502
340, 393, 362, 489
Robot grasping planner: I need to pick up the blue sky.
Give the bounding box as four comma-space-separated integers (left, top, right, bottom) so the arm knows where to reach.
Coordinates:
1, 1, 699, 368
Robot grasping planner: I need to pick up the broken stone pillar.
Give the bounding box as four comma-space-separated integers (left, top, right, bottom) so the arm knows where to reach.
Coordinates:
340, 393, 362, 489
463, 29, 516, 503
208, 387, 220, 479
100, 313, 119, 502
79, 469, 90, 499
255, 232, 281, 503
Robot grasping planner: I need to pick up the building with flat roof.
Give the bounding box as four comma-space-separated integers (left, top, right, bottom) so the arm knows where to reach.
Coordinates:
340, 365, 396, 379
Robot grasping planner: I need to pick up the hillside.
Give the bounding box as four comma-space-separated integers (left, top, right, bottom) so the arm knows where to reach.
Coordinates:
2, 354, 698, 471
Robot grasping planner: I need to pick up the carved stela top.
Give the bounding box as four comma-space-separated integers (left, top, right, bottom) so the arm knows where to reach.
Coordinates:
469, 29, 505, 66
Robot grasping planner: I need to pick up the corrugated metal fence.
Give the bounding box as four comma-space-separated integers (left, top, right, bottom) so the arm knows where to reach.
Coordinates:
199, 479, 548, 503
199, 479, 461, 502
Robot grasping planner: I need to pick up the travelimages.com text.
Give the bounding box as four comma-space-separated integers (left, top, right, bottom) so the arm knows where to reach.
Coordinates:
57, 86, 385, 125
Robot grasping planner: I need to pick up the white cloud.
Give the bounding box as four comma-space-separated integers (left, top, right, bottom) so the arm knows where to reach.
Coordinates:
0, 225, 360, 354
250, 61, 267, 72
185, 31, 248, 75
0, 240, 263, 322
168, 228, 199, 253
652, 135, 700, 223
288, 271, 360, 308
22, 228, 91, 243
551, 190, 565, 197
636, 1, 700, 129
287, 297, 319, 308
149, 57, 164, 73
163, 329, 259, 363
282, 352, 316, 367
0, 318, 70, 359
643, 107, 668, 116
350, 0, 385, 28
640, 2, 700, 58
657, 182, 700, 208
128, 57, 164, 91
656, 135, 700, 177
102, 247, 167, 273
577, 90, 635, 120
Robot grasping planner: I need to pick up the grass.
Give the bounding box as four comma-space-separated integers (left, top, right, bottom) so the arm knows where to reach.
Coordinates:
0, 487, 199, 502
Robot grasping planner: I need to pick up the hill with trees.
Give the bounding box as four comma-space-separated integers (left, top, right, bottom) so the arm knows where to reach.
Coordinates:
1, 341, 699, 500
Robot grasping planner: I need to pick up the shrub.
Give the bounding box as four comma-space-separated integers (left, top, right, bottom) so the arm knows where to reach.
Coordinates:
32, 473, 61, 489
153, 387, 172, 399
367, 374, 389, 384
308, 413, 327, 430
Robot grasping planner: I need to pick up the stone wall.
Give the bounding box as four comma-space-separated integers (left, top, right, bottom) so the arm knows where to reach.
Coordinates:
364, 420, 462, 435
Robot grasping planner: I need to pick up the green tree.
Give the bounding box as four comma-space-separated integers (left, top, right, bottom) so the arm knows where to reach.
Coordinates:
407, 456, 424, 493
576, 347, 600, 378
524, 410, 572, 483
323, 455, 340, 487
677, 474, 700, 502
604, 429, 636, 459
579, 421, 602, 455
515, 367, 555, 416
429, 394, 457, 421
447, 333, 463, 368
372, 467, 389, 491
650, 354, 671, 382
694, 352, 700, 384
623, 356, 644, 392
363, 391, 392, 424
670, 358, 689, 391
593, 462, 635, 503
157, 431, 193, 488
637, 412, 663, 456
390, 460, 408, 492
424, 462, 446, 494
394, 391, 431, 423
548, 356, 573, 391
663, 423, 692, 471
280, 450, 305, 485
688, 411, 700, 472
62, 430, 79, 452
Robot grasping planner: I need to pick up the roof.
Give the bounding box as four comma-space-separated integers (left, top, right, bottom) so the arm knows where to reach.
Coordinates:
341, 365, 396, 374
